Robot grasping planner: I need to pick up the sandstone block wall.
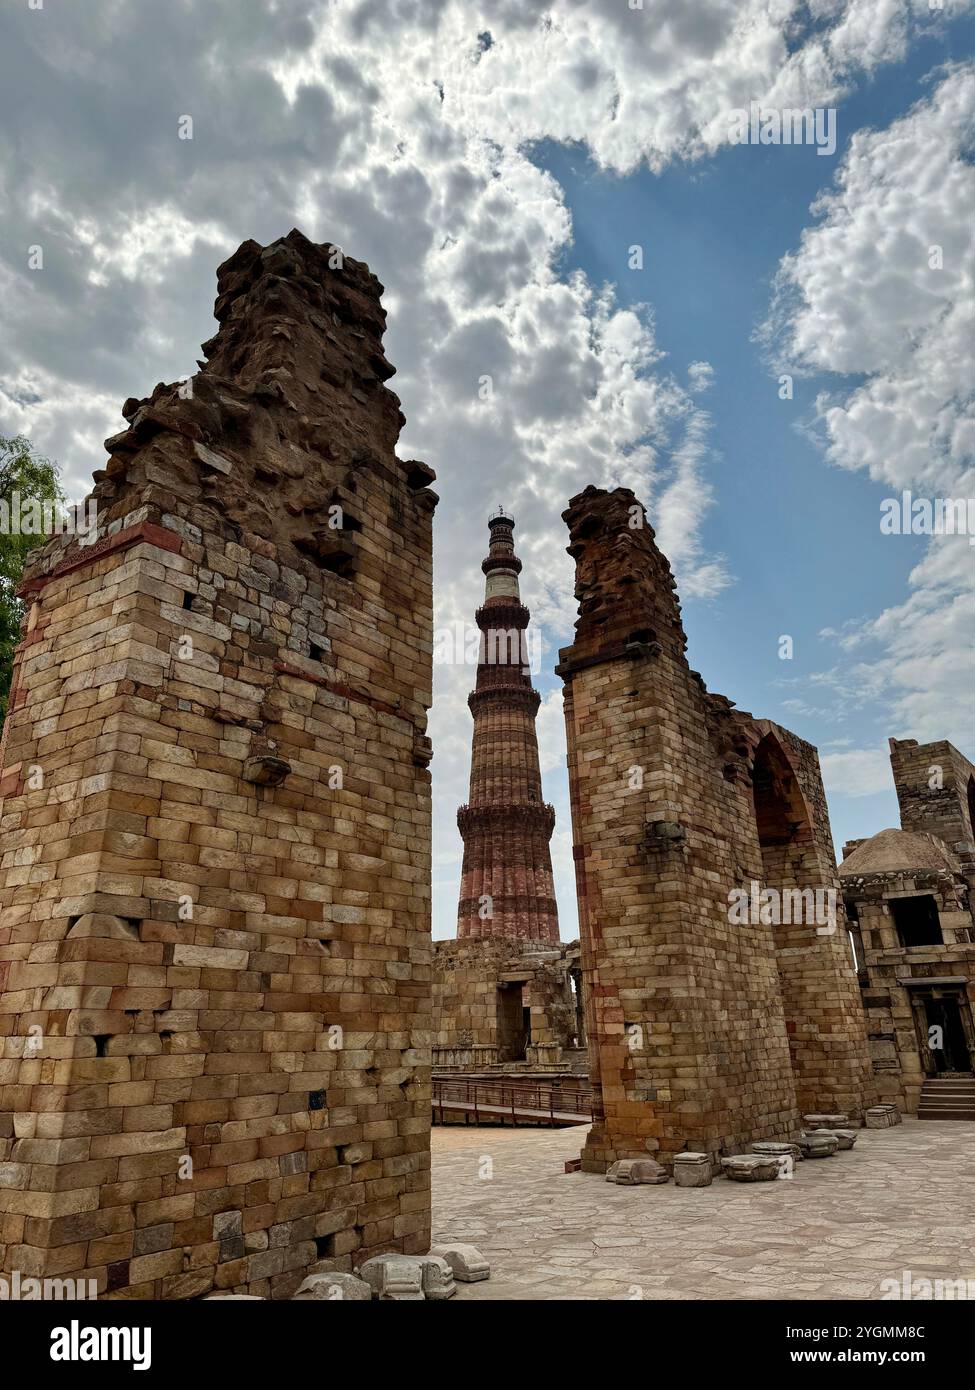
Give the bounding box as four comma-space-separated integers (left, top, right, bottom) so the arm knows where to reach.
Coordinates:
745, 720, 876, 1118
0, 231, 437, 1298
842, 737, 975, 1113
432, 937, 578, 1072
558, 486, 873, 1171
890, 738, 975, 852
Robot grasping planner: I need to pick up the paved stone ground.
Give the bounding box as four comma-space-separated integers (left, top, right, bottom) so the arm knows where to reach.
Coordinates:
431, 1119, 975, 1300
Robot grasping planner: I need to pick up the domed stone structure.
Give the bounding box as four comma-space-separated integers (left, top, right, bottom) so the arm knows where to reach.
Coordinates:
841, 739, 975, 1118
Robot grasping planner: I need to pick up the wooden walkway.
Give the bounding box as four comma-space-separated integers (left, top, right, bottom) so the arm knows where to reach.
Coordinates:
433, 1078, 592, 1127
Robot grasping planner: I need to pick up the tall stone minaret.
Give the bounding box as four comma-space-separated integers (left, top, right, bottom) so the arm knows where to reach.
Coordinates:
456, 511, 559, 942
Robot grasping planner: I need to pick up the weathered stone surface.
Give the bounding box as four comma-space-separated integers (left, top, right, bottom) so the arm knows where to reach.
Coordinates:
751, 1141, 803, 1163
842, 737, 975, 1119
418, 1254, 456, 1301
429, 1242, 490, 1282
293, 1272, 372, 1302
808, 1127, 857, 1150
358, 1254, 425, 1301
0, 231, 437, 1299
432, 936, 584, 1070
797, 1133, 839, 1157
721, 1155, 781, 1183
557, 486, 875, 1172
672, 1153, 713, 1187
803, 1113, 850, 1130
606, 1158, 669, 1185
865, 1107, 899, 1129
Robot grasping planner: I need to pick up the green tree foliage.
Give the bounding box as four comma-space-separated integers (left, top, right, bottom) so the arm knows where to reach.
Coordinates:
0, 435, 65, 725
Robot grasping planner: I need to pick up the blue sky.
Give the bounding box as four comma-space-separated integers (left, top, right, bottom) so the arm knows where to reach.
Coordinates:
514, 19, 975, 913
1, 2, 973, 941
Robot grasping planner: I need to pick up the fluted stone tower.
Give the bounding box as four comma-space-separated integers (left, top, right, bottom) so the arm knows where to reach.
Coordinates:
456, 512, 559, 943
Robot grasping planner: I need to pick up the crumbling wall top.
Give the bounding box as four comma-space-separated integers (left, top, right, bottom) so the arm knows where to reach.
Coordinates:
22, 229, 436, 590
556, 486, 686, 674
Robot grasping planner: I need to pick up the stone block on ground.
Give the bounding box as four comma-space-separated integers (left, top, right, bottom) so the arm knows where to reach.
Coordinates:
720, 1155, 781, 1182
751, 1141, 803, 1163
672, 1153, 712, 1187
865, 1106, 899, 1129
808, 1127, 857, 1151
358, 1254, 425, 1301
605, 1158, 669, 1185
803, 1113, 850, 1129
797, 1132, 839, 1157
418, 1254, 456, 1301
429, 1242, 490, 1282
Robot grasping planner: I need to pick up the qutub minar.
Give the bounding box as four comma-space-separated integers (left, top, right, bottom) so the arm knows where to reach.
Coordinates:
455, 512, 559, 943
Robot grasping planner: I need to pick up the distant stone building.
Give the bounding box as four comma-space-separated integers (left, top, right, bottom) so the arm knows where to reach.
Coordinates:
432, 937, 584, 1074
557, 486, 875, 1172
0, 232, 437, 1298
433, 514, 583, 1077
841, 737, 975, 1119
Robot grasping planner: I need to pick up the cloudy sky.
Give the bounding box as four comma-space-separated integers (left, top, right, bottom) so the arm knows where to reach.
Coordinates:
1, 0, 974, 938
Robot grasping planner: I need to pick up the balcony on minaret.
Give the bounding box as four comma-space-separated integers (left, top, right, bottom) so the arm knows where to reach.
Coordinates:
455, 513, 560, 945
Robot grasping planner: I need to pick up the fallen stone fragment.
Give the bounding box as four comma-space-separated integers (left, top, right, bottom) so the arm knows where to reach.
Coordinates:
418, 1254, 456, 1301
673, 1152, 712, 1187
803, 1113, 849, 1129
204, 1294, 265, 1300
429, 1243, 490, 1283
293, 1271, 372, 1301
357, 1253, 425, 1301
751, 1140, 803, 1163
807, 1127, 857, 1151
720, 1155, 781, 1182
606, 1158, 669, 1185
865, 1106, 900, 1129
797, 1132, 839, 1157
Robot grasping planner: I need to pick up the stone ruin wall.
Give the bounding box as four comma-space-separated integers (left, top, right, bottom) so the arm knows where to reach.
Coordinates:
844, 738, 975, 1114
889, 738, 975, 853
432, 937, 581, 1073
0, 231, 437, 1298
744, 718, 876, 1119
557, 486, 874, 1172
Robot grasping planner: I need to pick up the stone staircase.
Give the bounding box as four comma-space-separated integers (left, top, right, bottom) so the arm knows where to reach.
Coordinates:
917, 1076, 975, 1121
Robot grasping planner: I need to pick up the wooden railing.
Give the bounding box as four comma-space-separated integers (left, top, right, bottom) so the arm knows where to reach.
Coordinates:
432, 1077, 592, 1126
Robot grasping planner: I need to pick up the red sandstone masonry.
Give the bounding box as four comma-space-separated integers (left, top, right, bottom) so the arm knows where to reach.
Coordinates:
456, 514, 558, 944
0, 231, 437, 1298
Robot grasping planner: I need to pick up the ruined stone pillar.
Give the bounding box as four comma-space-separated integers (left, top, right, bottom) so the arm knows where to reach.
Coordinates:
745, 721, 875, 1120
456, 513, 559, 943
558, 486, 801, 1170
0, 232, 437, 1297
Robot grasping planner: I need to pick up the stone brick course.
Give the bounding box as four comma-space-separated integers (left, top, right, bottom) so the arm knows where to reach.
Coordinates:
557, 486, 874, 1171
0, 231, 436, 1297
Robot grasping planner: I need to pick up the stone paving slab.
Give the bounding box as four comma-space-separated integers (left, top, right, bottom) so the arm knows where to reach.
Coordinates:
431, 1120, 975, 1300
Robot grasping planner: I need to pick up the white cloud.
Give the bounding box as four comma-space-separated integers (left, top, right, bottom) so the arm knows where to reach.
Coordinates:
1, 0, 969, 937
768, 63, 975, 771
820, 745, 894, 797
